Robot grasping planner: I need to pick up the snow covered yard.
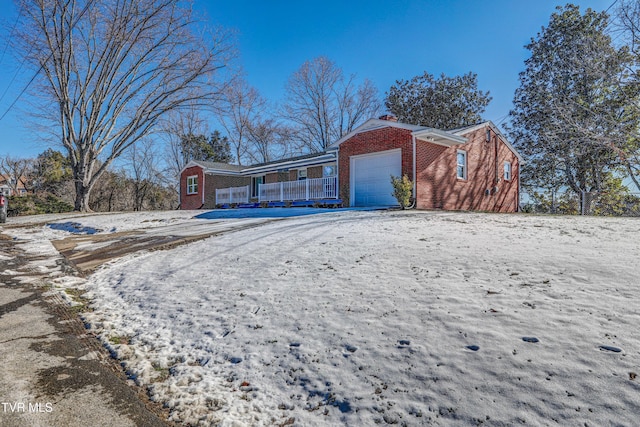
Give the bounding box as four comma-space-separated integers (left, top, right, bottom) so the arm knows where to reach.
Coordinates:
68, 210, 639, 426
6, 210, 637, 426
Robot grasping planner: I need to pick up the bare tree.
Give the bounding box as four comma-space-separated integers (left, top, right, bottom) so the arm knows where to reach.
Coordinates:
0, 155, 33, 195
125, 140, 159, 211
283, 56, 380, 153
161, 106, 209, 188
14, 0, 234, 211
246, 119, 294, 164
217, 78, 266, 165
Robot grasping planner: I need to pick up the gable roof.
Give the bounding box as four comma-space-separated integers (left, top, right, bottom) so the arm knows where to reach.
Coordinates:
179, 160, 243, 177
180, 152, 337, 177
452, 121, 524, 163
327, 118, 466, 149
328, 118, 523, 162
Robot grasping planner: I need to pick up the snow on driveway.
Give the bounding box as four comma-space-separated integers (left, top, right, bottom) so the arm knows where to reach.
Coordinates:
77, 210, 640, 426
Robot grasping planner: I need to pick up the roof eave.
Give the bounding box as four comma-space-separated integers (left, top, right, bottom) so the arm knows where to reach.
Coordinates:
240, 153, 337, 174
454, 121, 524, 163
412, 129, 467, 147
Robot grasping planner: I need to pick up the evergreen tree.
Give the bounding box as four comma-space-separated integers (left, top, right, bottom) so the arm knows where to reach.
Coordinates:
180, 131, 234, 164
509, 4, 637, 202
385, 72, 491, 129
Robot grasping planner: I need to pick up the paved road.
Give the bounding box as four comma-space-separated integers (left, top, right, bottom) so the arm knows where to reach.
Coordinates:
0, 233, 172, 427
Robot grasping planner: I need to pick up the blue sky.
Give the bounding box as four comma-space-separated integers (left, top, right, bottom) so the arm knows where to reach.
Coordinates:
0, 0, 614, 159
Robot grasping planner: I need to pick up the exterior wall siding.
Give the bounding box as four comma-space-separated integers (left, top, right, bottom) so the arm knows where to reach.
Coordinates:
308, 166, 323, 179
415, 126, 519, 212
338, 124, 519, 212
203, 174, 250, 208
338, 127, 414, 206
180, 166, 205, 210
265, 172, 279, 184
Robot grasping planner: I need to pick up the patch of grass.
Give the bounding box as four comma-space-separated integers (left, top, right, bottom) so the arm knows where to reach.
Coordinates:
151, 362, 170, 383
68, 304, 88, 315
64, 288, 93, 314
109, 335, 131, 345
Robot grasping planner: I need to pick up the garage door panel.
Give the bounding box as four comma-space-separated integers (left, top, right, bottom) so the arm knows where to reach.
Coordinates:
351, 150, 401, 207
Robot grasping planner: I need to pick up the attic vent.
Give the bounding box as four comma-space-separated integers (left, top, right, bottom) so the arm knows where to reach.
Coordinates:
486, 129, 491, 142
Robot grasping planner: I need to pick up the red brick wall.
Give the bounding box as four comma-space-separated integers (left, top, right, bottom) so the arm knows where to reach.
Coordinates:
203, 174, 250, 208
265, 172, 279, 184
338, 127, 414, 206
415, 126, 519, 212
338, 124, 519, 212
180, 166, 205, 210
308, 166, 323, 179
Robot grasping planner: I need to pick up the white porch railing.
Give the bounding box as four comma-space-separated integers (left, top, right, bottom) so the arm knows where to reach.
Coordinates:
258, 176, 337, 202
215, 185, 250, 204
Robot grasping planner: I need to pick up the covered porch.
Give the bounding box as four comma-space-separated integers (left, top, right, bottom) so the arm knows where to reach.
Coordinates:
215, 176, 340, 207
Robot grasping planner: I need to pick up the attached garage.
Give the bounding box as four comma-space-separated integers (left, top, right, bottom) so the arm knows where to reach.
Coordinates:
350, 149, 401, 206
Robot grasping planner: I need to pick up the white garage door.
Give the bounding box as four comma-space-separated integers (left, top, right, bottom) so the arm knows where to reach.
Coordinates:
351, 149, 401, 207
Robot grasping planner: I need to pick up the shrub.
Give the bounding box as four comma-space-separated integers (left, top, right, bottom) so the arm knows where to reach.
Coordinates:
390, 174, 413, 209
7, 194, 74, 216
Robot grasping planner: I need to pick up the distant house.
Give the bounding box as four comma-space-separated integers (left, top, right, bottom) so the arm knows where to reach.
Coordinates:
179, 116, 522, 212
0, 175, 29, 196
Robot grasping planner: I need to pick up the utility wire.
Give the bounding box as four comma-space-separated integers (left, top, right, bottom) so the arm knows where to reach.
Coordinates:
0, 0, 96, 123
0, 2, 23, 66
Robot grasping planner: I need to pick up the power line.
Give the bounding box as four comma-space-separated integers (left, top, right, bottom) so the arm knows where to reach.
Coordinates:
0, 2, 23, 66
0, 0, 96, 123
0, 55, 28, 105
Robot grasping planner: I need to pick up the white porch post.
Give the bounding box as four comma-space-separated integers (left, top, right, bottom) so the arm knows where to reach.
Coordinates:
280, 182, 284, 201
306, 179, 310, 200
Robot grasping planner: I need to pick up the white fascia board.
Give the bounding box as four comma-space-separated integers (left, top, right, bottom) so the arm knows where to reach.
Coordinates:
178, 160, 203, 176
240, 154, 337, 175
327, 118, 424, 149
454, 121, 524, 163
203, 169, 243, 176
412, 128, 467, 147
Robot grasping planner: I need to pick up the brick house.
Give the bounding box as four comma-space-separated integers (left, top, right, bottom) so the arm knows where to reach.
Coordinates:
179, 116, 522, 212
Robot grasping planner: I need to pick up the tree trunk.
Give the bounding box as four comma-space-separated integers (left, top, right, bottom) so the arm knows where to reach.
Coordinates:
74, 181, 93, 212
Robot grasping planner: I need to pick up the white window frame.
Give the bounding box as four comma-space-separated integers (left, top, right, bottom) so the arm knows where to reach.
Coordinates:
323, 165, 337, 177
504, 161, 512, 181
186, 175, 198, 195
456, 150, 467, 180
297, 168, 307, 180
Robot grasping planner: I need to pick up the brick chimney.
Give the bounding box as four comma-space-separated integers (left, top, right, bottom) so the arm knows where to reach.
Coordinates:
378, 114, 398, 122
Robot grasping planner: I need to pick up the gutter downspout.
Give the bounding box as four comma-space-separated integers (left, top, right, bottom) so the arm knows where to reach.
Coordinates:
411, 135, 417, 209
201, 171, 205, 208
334, 149, 340, 204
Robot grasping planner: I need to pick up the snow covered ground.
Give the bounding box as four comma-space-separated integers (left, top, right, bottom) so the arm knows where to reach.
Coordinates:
3, 210, 640, 426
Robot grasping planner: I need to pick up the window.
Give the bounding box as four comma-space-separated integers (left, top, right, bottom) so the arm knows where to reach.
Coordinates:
323, 165, 337, 177
297, 168, 307, 180
504, 162, 512, 181
251, 176, 264, 198
456, 150, 467, 180
186, 175, 198, 194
